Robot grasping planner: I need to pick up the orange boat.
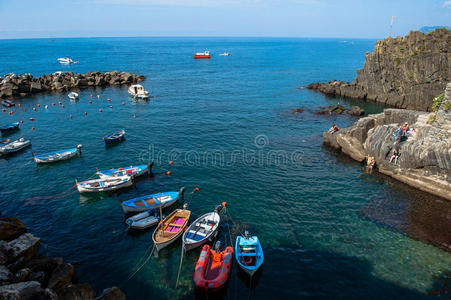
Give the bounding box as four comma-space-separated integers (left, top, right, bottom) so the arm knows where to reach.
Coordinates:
193, 242, 233, 291
194, 51, 210, 59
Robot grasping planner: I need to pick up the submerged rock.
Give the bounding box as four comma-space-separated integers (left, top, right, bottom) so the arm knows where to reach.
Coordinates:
347, 106, 365, 116
57, 283, 96, 300
47, 263, 75, 291
0, 281, 42, 300
0, 217, 27, 241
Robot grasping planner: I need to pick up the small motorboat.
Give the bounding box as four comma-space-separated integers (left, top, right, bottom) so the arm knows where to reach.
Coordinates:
68, 92, 79, 100
125, 210, 162, 230
1, 100, 15, 107
194, 241, 233, 291
128, 84, 150, 99
0, 138, 31, 155
183, 203, 225, 251
33, 145, 82, 164
152, 205, 191, 251
235, 231, 264, 276
104, 129, 125, 144
57, 57, 78, 64
121, 187, 185, 213
219, 52, 230, 56
76, 175, 132, 193
97, 162, 153, 179
0, 139, 10, 147
194, 51, 211, 59
0, 122, 20, 134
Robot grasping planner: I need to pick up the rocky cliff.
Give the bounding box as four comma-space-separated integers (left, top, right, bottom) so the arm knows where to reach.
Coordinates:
0, 71, 145, 99
308, 28, 451, 111
323, 83, 451, 201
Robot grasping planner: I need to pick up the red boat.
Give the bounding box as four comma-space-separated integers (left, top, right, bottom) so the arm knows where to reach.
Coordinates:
194, 51, 210, 59
194, 242, 233, 291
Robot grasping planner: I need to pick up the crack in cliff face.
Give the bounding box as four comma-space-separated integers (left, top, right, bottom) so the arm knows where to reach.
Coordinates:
307, 28, 451, 111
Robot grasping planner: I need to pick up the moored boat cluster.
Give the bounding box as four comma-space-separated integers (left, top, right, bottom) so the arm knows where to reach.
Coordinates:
0, 71, 145, 99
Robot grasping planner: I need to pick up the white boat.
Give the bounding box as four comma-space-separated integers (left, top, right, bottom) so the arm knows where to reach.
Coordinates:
33, 145, 82, 164
76, 175, 133, 193
68, 92, 79, 100
219, 52, 230, 56
182, 204, 224, 251
0, 138, 31, 155
128, 85, 150, 98
57, 57, 78, 65
125, 210, 161, 230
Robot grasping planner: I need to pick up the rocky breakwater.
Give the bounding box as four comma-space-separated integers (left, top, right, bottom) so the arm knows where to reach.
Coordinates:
307, 28, 450, 111
0, 71, 145, 99
0, 217, 125, 300
323, 83, 451, 201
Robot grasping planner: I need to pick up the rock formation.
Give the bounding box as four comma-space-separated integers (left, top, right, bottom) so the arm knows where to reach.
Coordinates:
0, 217, 126, 299
323, 83, 451, 201
307, 28, 451, 111
0, 71, 145, 99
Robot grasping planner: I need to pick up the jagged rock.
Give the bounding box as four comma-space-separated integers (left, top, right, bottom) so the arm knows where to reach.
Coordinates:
0, 217, 27, 241
0, 241, 14, 264
30, 82, 42, 93
308, 28, 450, 111
347, 106, 365, 116
28, 271, 45, 285
317, 104, 346, 115
14, 268, 31, 282
100, 287, 126, 300
0, 281, 42, 300
8, 233, 40, 263
47, 263, 75, 291
57, 283, 96, 300
37, 288, 58, 300
323, 104, 451, 200
0, 265, 12, 283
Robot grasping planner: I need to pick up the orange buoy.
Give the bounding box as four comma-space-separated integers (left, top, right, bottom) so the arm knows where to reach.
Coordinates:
69, 114, 73, 119
33, 107, 36, 111
61, 105, 65, 108
29, 118, 35, 121
99, 109, 102, 113
32, 127, 36, 130
58, 101, 62, 105
195, 187, 200, 192
121, 102, 125, 105
107, 98, 111, 101
166, 171, 171, 175
169, 161, 173, 165
222, 201, 227, 207
109, 105, 113, 109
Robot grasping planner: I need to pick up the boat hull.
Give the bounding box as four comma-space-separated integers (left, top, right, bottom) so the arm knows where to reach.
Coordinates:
34, 148, 80, 164
0, 140, 31, 155
194, 244, 233, 291
235, 236, 264, 277
121, 188, 184, 213
152, 208, 190, 252
194, 55, 210, 59
98, 162, 153, 179
77, 177, 133, 193
126, 211, 160, 230
183, 211, 220, 252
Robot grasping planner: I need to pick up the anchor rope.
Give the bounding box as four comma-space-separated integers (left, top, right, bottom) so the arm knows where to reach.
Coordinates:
174, 246, 185, 288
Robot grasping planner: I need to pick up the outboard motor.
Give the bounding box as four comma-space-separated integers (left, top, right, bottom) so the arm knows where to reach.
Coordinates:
244, 230, 250, 239
214, 241, 221, 251
77, 144, 83, 155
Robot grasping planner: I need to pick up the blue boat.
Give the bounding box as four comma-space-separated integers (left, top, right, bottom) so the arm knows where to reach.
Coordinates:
121, 187, 185, 213
0, 139, 10, 147
33, 145, 82, 164
0, 122, 20, 134
1, 100, 15, 107
235, 231, 264, 276
104, 129, 125, 144
97, 162, 153, 179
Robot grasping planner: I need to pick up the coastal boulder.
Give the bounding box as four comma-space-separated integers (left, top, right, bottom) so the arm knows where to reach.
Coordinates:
0, 265, 12, 284
47, 263, 75, 291
100, 287, 126, 300
0, 281, 42, 300
347, 106, 365, 116
30, 81, 42, 93
0, 217, 27, 241
26, 256, 63, 273
57, 283, 96, 300
8, 233, 40, 263
14, 268, 31, 282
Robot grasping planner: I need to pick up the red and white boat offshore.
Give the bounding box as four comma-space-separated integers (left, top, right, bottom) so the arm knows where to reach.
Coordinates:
194, 51, 210, 59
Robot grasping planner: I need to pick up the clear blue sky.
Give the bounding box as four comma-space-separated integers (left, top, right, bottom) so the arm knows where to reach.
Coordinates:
0, 0, 450, 39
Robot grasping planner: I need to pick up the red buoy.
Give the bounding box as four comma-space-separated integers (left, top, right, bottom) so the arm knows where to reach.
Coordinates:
166, 171, 171, 175
195, 187, 199, 192
99, 109, 102, 113
20, 120, 24, 123
37, 104, 41, 107
58, 101, 62, 105
52, 103, 56, 106
89, 100, 92, 104
29, 118, 35, 121
109, 105, 113, 109
61, 105, 65, 108
1, 109, 6, 112
121, 102, 125, 105
33, 107, 36, 111
133, 114, 136, 118
69, 114, 73, 119
32, 127, 36, 130
84, 112, 88, 115
169, 161, 173, 165
107, 98, 111, 101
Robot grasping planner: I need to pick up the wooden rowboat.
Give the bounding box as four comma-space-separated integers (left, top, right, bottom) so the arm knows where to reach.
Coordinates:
152, 206, 191, 252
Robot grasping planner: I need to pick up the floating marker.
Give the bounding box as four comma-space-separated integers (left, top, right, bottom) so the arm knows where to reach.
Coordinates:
69, 114, 73, 119
195, 187, 199, 191
84, 112, 87, 115
52, 103, 56, 106
99, 109, 102, 113
32, 127, 36, 130
169, 161, 173, 165
61, 105, 65, 108
29, 118, 35, 121
121, 102, 125, 105
1, 109, 5, 112
20, 120, 24, 124
133, 114, 136, 118
89, 100, 92, 104
107, 98, 111, 101
109, 105, 113, 109
166, 171, 171, 175
37, 104, 41, 108
33, 107, 36, 111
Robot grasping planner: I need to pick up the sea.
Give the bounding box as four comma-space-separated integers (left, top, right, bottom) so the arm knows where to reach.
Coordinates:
0, 37, 450, 299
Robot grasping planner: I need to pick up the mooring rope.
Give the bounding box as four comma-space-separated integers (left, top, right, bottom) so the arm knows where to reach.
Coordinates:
125, 244, 156, 282
175, 246, 185, 288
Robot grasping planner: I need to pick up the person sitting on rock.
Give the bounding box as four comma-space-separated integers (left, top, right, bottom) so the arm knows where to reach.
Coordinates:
328, 124, 340, 134
389, 148, 401, 164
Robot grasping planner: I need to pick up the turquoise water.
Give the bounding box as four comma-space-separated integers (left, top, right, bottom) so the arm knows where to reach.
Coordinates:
0, 38, 449, 299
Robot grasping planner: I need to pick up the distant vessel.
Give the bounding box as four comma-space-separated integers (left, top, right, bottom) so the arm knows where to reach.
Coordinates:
57, 57, 78, 65
68, 92, 79, 100
194, 51, 211, 59
128, 84, 150, 98
219, 52, 230, 56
